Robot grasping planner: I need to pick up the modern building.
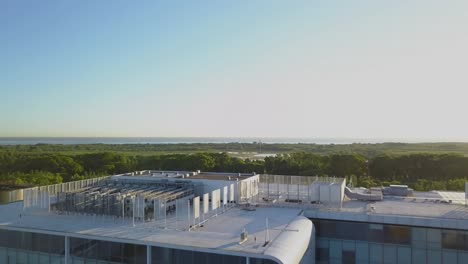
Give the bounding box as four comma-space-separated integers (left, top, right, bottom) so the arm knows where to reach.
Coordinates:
1, 171, 468, 264
0, 171, 315, 264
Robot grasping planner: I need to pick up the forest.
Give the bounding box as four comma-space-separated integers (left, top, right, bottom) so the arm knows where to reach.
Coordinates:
3, 142, 468, 157
1, 144, 468, 191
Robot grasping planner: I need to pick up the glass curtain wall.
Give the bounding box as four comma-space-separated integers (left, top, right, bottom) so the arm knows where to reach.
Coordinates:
313, 219, 468, 264
0, 229, 281, 264
151, 246, 279, 264
0, 229, 65, 264
70, 237, 146, 264
151, 246, 246, 264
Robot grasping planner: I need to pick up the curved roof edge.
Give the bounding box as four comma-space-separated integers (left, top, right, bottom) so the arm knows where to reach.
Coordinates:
264, 215, 313, 264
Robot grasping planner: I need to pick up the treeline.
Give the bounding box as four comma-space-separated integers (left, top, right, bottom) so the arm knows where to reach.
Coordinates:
0, 152, 263, 186
265, 153, 468, 191
4, 142, 468, 157
2, 171, 64, 186
265, 153, 366, 177
368, 153, 468, 191
1, 151, 468, 191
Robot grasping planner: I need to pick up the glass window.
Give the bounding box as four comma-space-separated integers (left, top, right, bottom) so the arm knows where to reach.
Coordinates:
250, 258, 278, 264
342, 250, 355, 264
427, 250, 441, 264
316, 220, 337, 238
316, 248, 329, 261
427, 229, 441, 250
0, 247, 7, 263
396, 247, 411, 264
342, 241, 355, 252
383, 245, 397, 264
152, 246, 246, 264
458, 252, 468, 264
317, 238, 329, 248
313, 219, 415, 244
17, 250, 27, 263
337, 221, 368, 241
71, 257, 85, 264
315, 220, 369, 241
442, 250, 457, 264
311, 218, 468, 264
411, 228, 427, 249
442, 230, 460, 250
369, 243, 382, 264
368, 224, 384, 243
355, 242, 369, 262
28, 252, 39, 264
70, 237, 145, 264
463, 233, 468, 251
8, 249, 17, 264
0, 229, 64, 255
329, 239, 342, 262
384, 226, 411, 245
412, 248, 426, 264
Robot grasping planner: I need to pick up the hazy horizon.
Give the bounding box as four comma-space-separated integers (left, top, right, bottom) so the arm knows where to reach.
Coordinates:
2, 1, 468, 139
2, 136, 468, 146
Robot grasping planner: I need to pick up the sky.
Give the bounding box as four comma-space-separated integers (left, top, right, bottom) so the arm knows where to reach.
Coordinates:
1, 1, 468, 140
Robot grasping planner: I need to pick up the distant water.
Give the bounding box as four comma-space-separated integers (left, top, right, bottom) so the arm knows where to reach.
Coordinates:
0, 137, 397, 145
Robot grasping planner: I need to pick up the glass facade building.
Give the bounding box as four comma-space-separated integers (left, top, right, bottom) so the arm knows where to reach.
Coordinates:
151, 246, 246, 264
70, 237, 147, 264
0, 229, 65, 264
313, 219, 468, 264
150, 246, 277, 264
3, 219, 468, 264
0, 229, 280, 264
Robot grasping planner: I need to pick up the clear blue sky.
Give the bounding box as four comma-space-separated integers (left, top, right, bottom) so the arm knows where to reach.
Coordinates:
1, 1, 468, 140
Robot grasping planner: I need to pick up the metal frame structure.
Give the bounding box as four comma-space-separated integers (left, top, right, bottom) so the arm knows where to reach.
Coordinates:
52, 181, 195, 222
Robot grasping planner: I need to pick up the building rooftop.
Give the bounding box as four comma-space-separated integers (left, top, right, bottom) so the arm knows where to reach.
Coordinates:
255, 177, 468, 227
184, 172, 255, 181
328, 197, 468, 218
303, 191, 468, 230
116, 170, 257, 181
0, 201, 309, 262
2, 172, 468, 262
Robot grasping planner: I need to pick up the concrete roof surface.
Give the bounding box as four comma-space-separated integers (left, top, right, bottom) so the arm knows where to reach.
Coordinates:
0, 202, 306, 258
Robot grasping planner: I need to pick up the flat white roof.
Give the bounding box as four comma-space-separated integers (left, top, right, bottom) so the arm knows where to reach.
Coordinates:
119, 171, 258, 181
304, 195, 468, 230
0, 202, 307, 262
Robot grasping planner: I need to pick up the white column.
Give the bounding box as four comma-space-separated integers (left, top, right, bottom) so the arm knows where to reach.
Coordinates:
187, 200, 191, 230
164, 201, 167, 229
153, 199, 157, 222
132, 197, 135, 227
175, 199, 178, 230
122, 199, 125, 220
